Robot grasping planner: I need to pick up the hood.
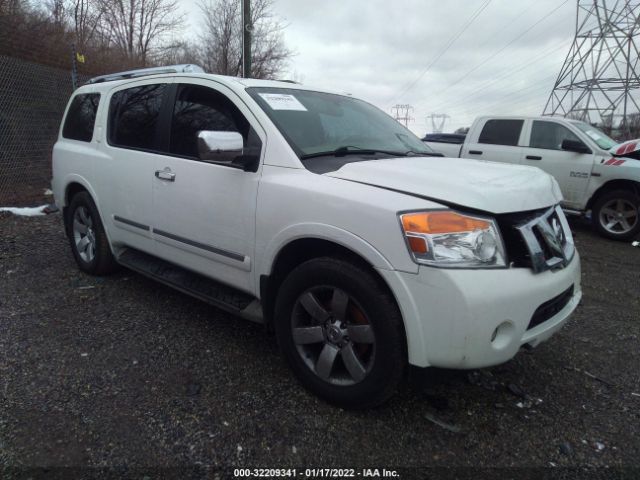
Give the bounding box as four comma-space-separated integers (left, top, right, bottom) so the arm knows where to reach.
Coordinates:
610, 139, 640, 159
325, 157, 563, 214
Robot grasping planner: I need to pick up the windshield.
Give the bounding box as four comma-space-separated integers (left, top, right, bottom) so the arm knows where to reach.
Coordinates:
247, 87, 434, 158
571, 121, 618, 150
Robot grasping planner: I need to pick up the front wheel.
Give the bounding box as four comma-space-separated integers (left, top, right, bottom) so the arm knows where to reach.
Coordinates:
592, 190, 640, 241
274, 257, 407, 408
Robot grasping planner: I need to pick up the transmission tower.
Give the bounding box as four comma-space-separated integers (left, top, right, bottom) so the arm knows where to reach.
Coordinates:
543, 1, 640, 137
426, 113, 450, 133
391, 104, 414, 127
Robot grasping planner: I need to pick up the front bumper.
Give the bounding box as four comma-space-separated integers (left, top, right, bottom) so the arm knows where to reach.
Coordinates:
377, 253, 581, 369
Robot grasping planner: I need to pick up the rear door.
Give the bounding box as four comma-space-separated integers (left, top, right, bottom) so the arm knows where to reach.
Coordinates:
96, 80, 172, 254
461, 118, 525, 164
151, 80, 265, 294
522, 119, 594, 208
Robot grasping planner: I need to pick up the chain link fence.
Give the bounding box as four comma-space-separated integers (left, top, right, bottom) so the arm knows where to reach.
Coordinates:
0, 54, 79, 205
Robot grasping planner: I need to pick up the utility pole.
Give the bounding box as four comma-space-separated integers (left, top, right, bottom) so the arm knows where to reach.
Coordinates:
391, 104, 414, 127
71, 43, 78, 90
543, 0, 640, 138
242, 0, 252, 78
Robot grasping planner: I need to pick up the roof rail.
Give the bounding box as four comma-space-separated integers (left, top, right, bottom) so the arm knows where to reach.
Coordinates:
86, 64, 205, 84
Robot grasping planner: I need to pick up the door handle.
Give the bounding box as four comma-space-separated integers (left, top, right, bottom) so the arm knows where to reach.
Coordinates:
469, 150, 483, 155
155, 169, 176, 181
526, 155, 542, 160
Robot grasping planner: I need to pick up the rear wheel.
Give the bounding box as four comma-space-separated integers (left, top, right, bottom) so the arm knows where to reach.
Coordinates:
592, 189, 640, 241
65, 192, 118, 275
274, 257, 406, 408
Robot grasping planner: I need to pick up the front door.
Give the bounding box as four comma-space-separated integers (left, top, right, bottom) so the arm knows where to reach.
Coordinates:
522, 120, 594, 209
151, 81, 264, 294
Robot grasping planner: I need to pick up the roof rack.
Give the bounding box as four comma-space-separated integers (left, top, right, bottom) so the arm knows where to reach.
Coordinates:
86, 64, 205, 84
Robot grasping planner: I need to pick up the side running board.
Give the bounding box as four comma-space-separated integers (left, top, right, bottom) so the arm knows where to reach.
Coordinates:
117, 249, 263, 323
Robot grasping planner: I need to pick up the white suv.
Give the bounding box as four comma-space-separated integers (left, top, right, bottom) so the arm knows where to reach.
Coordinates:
52, 65, 582, 407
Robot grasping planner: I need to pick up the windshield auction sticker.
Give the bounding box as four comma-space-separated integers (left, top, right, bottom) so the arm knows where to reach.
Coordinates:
258, 93, 308, 111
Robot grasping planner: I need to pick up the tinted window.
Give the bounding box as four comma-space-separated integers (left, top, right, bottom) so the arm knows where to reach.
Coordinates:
530, 121, 581, 150
170, 84, 251, 158
109, 84, 167, 150
478, 119, 523, 146
62, 93, 100, 142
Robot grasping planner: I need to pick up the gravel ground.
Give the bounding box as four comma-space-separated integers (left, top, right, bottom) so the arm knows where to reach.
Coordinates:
0, 212, 639, 476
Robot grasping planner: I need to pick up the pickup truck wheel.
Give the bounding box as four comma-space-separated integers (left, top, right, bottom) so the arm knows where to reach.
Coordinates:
66, 192, 118, 275
592, 190, 640, 241
274, 257, 406, 408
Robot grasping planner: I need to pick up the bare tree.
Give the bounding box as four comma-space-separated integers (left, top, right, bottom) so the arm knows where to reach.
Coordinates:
100, 0, 184, 66
70, 0, 105, 51
159, 39, 201, 65
0, 0, 25, 16
43, 0, 66, 27
198, 0, 292, 79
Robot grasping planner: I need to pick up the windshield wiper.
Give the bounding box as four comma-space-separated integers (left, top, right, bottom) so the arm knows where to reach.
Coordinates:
300, 146, 411, 160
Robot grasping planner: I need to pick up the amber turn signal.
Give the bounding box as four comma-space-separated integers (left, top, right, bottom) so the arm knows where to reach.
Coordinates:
401, 211, 491, 235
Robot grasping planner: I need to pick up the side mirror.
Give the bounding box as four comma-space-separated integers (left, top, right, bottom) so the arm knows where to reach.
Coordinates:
197, 131, 243, 162
197, 130, 260, 172
561, 139, 591, 154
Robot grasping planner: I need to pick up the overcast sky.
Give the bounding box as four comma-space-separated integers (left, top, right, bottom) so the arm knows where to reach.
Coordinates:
183, 0, 577, 135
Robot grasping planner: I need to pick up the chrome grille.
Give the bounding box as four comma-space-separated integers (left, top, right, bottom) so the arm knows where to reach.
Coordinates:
515, 206, 575, 273
496, 206, 575, 273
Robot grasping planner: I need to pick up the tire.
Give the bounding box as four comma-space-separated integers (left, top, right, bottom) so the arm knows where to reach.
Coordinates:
65, 191, 118, 275
274, 257, 407, 408
592, 189, 640, 241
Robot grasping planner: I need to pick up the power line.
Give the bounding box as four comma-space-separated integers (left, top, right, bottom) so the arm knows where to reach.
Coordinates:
427, 37, 573, 113
417, 0, 570, 110
388, 0, 492, 103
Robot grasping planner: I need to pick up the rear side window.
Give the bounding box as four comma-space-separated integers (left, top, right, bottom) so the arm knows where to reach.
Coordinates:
62, 93, 100, 142
478, 119, 524, 146
169, 84, 251, 158
109, 84, 167, 150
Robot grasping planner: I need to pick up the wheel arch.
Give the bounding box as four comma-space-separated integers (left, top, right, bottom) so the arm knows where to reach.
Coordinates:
586, 179, 640, 210
259, 236, 403, 340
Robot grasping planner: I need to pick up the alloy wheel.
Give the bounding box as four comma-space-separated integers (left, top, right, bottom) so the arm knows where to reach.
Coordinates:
598, 198, 639, 235
291, 286, 376, 386
72, 206, 96, 263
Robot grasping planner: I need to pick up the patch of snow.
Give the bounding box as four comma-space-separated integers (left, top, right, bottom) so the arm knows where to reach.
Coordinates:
0, 205, 47, 217
44, 188, 53, 196
632, 241, 639, 247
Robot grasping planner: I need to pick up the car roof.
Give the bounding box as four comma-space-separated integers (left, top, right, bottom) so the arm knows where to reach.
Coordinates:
75, 72, 345, 97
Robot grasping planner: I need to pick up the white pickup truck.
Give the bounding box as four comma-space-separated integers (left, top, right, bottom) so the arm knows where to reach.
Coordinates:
52, 67, 581, 407
424, 116, 640, 240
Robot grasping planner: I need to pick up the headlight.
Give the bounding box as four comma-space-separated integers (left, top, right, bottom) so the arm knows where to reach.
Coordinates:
399, 210, 507, 268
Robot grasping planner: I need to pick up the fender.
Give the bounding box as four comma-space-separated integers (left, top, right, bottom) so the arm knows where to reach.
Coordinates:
60, 173, 100, 208
257, 222, 397, 284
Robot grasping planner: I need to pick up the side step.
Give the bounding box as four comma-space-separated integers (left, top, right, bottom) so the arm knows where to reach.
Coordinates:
117, 249, 263, 323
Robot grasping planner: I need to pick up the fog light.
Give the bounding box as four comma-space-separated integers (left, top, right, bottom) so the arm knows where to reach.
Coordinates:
491, 327, 498, 342
490, 321, 515, 350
